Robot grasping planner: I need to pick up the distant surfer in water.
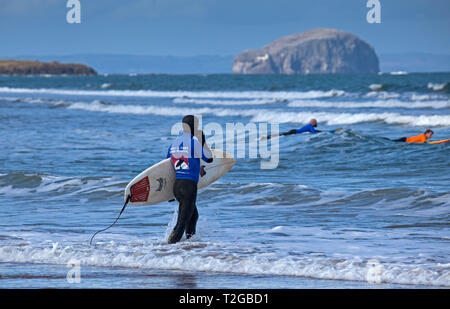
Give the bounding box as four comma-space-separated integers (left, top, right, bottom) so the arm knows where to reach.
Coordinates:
263, 118, 324, 140
281, 118, 321, 136
394, 129, 434, 143
166, 115, 213, 244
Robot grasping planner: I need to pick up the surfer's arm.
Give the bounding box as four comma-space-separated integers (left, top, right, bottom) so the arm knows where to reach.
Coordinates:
193, 137, 213, 163
201, 147, 213, 163
195, 130, 207, 147
194, 130, 213, 163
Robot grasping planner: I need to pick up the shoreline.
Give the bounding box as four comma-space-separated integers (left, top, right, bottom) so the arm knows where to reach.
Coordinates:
0, 262, 440, 289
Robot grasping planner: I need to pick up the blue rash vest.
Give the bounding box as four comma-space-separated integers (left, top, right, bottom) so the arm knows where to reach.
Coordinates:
166, 132, 212, 183
295, 123, 318, 134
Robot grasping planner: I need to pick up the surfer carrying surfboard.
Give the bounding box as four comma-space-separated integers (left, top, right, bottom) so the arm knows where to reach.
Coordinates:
166, 115, 213, 244
394, 129, 434, 143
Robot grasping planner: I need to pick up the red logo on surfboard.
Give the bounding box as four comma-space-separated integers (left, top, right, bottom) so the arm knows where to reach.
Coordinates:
130, 176, 150, 203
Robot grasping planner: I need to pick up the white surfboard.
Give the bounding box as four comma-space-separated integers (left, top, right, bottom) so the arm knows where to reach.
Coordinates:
124, 150, 235, 206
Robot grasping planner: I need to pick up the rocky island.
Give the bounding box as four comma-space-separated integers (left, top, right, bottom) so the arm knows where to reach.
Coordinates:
232, 28, 379, 74
0, 60, 97, 75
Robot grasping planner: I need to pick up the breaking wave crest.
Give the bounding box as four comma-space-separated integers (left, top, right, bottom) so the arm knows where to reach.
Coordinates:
172, 97, 278, 106
428, 82, 449, 93
251, 111, 450, 127
288, 99, 450, 109
0, 172, 124, 199
0, 87, 347, 100
67, 101, 450, 127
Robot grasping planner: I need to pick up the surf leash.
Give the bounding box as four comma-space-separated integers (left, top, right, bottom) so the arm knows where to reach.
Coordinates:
89, 194, 131, 246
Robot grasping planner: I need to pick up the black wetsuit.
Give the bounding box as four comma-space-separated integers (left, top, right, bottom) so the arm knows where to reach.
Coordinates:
168, 179, 199, 243
166, 123, 212, 244
393, 137, 407, 142
381, 137, 407, 142
383, 137, 406, 142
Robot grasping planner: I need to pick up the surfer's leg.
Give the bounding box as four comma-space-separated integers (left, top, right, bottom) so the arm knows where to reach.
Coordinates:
168, 203, 188, 244
186, 207, 198, 240
186, 207, 198, 239
168, 179, 197, 244
186, 184, 198, 239
393, 137, 407, 142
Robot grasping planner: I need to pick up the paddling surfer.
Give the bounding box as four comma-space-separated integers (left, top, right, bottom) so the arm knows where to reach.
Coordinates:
394, 129, 434, 143
281, 118, 322, 136
166, 115, 213, 244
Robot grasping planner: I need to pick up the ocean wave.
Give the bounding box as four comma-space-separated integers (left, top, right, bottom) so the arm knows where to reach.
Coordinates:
7, 96, 450, 127
369, 84, 385, 91
251, 111, 450, 127
365, 91, 401, 99
0, 240, 448, 287
0, 96, 70, 107
428, 82, 449, 92
0, 172, 123, 198
42, 100, 450, 127
172, 97, 278, 106
67, 101, 243, 117
410, 94, 447, 101
287, 99, 450, 109
0, 87, 347, 100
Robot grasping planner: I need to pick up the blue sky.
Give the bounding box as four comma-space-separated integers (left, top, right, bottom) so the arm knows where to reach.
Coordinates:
1, 0, 449, 57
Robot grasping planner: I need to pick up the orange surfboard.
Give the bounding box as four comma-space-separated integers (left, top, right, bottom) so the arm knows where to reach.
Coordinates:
427, 139, 450, 145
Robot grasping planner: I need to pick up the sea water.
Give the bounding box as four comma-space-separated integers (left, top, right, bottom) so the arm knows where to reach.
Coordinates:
0, 73, 449, 288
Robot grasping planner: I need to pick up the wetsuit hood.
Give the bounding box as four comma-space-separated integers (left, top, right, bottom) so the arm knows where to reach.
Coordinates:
182, 115, 198, 135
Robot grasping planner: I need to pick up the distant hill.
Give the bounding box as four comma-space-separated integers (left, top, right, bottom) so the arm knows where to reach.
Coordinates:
3, 54, 233, 75
0, 60, 97, 75
3, 52, 448, 74
232, 28, 379, 74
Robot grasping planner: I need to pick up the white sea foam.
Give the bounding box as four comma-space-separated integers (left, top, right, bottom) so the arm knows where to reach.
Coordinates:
288, 99, 450, 109
0, 96, 20, 102
68, 101, 241, 117
0, 87, 347, 100
8, 96, 450, 127
0, 240, 448, 287
173, 97, 278, 106
390, 71, 408, 75
410, 94, 445, 101
365, 91, 401, 99
35, 177, 84, 193
64, 101, 450, 127
0, 96, 69, 106
251, 111, 450, 127
369, 84, 384, 91
0, 174, 122, 197
428, 82, 448, 92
